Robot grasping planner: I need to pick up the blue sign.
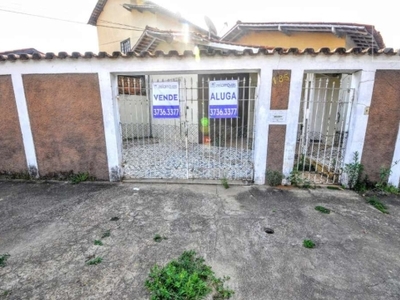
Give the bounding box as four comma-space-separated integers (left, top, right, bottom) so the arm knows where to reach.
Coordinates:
209, 80, 238, 118
152, 82, 180, 118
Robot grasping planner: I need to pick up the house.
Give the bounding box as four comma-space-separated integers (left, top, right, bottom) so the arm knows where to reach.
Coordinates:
220, 21, 385, 50
88, 0, 214, 53
2, 48, 400, 186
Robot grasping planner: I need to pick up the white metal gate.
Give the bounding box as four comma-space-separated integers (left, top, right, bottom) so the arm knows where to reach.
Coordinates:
118, 74, 256, 181
295, 74, 354, 184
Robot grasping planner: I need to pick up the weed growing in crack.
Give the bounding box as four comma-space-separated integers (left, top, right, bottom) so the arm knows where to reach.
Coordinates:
69, 172, 93, 184
101, 230, 111, 239
145, 250, 234, 299
86, 257, 103, 265
367, 196, 389, 214
344, 151, 363, 190
221, 177, 229, 189
153, 234, 167, 243
303, 240, 316, 249
0, 253, 10, 267
315, 206, 331, 214
94, 240, 103, 246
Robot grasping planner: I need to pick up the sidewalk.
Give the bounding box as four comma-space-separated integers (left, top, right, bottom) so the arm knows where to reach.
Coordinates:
0, 181, 399, 299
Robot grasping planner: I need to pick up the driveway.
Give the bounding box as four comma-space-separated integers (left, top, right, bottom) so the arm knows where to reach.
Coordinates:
0, 181, 399, 299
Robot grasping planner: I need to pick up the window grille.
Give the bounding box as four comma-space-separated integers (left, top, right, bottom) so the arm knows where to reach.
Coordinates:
118, 75, 146, 96
120, 38, 131, 54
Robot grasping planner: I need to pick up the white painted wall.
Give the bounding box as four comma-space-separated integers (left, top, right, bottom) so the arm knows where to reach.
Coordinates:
11, 74, 39, 177
98, 71, 122, 181
2, 53, 400, 183
282, 69, 305, 181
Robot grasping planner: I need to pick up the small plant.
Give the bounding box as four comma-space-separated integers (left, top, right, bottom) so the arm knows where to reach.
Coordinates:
0, 253, 10, 267
153, 234, 167, 243
101, 230, 111, 239
110, 216, 119, 221
86, 257, 103, 265
344, 152, 364, 190
94, 240, 103, 246
69, 172, 91, 184
315, 206, 331, 214
375, 164, 400, 194
221, 177, 229, 189
367, 196, 389, 214
265, 169, 284, 186
1, 171, 31, 180
303, 239, 316, 249
288, 169, 302, 186
145, 250, 234, 300
288, 170, 314, 188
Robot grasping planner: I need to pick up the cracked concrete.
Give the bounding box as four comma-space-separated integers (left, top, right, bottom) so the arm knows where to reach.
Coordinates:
0, 181, 400, 299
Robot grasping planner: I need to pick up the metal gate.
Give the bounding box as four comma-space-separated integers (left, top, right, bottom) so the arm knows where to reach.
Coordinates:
295, 73, 354, 184
118, 74, 256, 181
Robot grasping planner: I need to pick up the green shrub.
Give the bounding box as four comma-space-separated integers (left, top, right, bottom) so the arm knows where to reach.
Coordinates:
145, 250, 234, 300
265, 169, 284, 186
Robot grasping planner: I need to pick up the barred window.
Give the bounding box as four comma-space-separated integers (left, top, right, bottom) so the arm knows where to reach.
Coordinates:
120, 38, 131, 54
118, 75, 146, 96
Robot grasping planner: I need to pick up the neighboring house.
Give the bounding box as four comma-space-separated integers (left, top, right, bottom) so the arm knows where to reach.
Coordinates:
88, 0, 214, 53
0, 48, 43, 55
220, 22, 385, 50
132, 26, 262, 54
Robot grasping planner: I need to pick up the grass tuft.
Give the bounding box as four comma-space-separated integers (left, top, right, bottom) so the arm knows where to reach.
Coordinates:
86, 257, 103, 265
101, 230, 111, 239
303, 239, 316, 249
0, 253, 10, 267
315, 206, 331, 214
153, 234, 167, 243
367, 196, 389, 214
94, 240, 103, 246
221, 177, 229, 189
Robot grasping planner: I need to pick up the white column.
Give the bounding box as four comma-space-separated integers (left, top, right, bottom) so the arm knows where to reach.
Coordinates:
253, 70, 273, 184
388, 122, 400, 187
11, 74, 39, 177
98, 71, 122, 181
282, 69, 305, 179
341, 70, 376, 184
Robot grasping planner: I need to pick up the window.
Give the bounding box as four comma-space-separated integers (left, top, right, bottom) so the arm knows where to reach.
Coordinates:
120, 38, 131, 54
118, 75, 146, 96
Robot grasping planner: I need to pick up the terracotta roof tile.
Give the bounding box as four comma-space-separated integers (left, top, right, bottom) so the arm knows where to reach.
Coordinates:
221, 22, 385, 49
0, 48, 399, 62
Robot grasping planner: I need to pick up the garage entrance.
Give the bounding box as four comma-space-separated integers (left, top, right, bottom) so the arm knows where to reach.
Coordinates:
118, 73, 257, 181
